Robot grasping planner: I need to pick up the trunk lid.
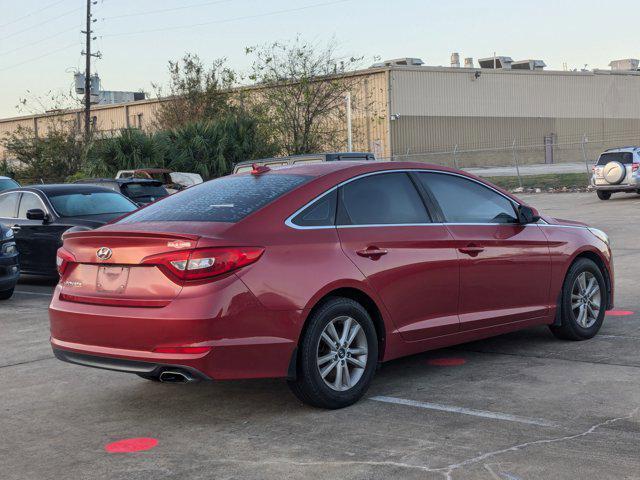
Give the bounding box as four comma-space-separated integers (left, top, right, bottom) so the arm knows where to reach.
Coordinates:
59, 222, 235, 306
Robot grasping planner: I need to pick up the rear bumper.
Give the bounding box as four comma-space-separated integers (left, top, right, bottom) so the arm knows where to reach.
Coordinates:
0, 252, 19, 291
592, 176, 640, 190
49, 275, 304, 380
52, 347, 211, 380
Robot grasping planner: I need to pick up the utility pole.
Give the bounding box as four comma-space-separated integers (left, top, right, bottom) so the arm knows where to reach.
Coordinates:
345, 92, 353, 152
81, 0, 100, 142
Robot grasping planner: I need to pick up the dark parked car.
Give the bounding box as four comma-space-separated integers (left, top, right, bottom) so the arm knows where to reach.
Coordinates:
74, 178, 169, 206
0, 222, 19, 299
0, 185, 137, 276
0, 176, 20, 192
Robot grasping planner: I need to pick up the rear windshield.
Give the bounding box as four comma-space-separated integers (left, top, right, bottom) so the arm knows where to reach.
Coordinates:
0, 178, 19, 192
49, 192, 138, 217
122, 183, 168, 202
597, 152, 634, 165
119, 174, 310, 223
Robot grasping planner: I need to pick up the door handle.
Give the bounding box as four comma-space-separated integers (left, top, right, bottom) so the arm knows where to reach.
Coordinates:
458, 244, 484, 257
356, 247, 388, 259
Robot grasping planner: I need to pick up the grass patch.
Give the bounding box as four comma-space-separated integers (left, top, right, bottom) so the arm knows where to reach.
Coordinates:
481, 173, 590, 190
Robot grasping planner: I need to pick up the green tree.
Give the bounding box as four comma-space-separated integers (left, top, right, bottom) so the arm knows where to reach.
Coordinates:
245, 37, 363, 155
156, 115, 278, 179
1, 120, 85, 183
153, 54, 236, 130
86, 128, 162, 178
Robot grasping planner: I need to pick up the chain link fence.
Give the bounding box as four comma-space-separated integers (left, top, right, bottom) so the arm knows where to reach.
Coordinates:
380, 132, 640, 186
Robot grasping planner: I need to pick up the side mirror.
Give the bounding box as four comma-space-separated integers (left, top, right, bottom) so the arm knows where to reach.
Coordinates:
517, 205, 541, 224
26, 208, 49, 223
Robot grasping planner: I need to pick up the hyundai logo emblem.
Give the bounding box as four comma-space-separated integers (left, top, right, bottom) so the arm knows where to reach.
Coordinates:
96, 247, 113, 261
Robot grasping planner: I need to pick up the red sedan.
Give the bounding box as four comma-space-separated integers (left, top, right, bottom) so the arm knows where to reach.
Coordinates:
50, 162, 614, 409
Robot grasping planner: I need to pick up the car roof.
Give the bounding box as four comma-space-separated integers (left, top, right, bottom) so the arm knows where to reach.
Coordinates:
17, 184, 116, 195
75, 178, 163, 185
235, 160, 457, 177
603, 146, 640, 153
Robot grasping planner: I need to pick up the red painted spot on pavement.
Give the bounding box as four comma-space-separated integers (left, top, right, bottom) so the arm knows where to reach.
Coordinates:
606, 310, 634, 317
427, 357, 466, 367
105, 438, 158, 453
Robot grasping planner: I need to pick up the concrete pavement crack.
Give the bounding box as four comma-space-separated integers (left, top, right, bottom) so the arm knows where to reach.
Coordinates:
436, 407, 639, 479
0, 355, 53, 369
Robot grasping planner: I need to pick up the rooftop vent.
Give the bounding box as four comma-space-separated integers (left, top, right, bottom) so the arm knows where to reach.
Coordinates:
450, 52, 460, 68
511, 59, 547, 70
370, 57, 424, 68
464, 57, 474, 68
609, 59, 640, 71
478, 56, 513, 69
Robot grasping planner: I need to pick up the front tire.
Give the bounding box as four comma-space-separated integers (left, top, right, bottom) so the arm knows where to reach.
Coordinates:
597, 190, 611, 200
549, 258, 607, 341
288, 297, 378, 409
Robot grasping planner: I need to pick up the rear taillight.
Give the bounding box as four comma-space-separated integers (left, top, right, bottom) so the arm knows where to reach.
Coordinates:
56, 248, 76, 276
633, 164, 639, 173
141, 247, 264, 283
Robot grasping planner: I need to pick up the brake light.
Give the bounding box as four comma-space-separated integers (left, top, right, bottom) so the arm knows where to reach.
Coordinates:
153, 346, 211, 354
141, 247, 264, 283
56, 247, 76, 276
633, 164, 639, 172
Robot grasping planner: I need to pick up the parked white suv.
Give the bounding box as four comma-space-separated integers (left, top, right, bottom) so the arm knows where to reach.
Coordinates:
591, 147, 640, 200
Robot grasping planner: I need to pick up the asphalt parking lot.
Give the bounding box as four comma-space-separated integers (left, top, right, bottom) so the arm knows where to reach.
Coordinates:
2, 191, 640, 480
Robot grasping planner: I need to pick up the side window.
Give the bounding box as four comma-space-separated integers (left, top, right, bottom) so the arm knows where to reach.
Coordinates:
291, 190, 337, 227
337, 172, 429, 225
418, 173, 518, 224
18, 193, 46, 219
0, 193, 19, 218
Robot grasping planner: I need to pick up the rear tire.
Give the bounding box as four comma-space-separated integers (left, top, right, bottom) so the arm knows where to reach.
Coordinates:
288, 297, 378, 409
0, 288, 14, 300
549, 258, 607, 341
597, 190, 611, 200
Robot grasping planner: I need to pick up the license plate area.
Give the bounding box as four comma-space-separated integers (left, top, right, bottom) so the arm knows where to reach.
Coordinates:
96, 266, 130, 294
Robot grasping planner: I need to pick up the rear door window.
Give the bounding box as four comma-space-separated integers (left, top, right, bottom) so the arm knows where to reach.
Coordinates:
597, 152, 634, 165
120, 174, 310, 223
0, 192, 19, 218
337, 172, 430, 225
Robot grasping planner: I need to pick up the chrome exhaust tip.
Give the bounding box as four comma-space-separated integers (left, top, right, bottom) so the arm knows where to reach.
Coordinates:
159, 370, 194, 383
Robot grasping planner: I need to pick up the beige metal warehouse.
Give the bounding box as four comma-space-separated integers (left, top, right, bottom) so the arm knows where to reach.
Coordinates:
2, 61, 640, 167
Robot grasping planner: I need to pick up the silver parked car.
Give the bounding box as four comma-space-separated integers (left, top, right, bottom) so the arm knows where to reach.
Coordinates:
591, 147, 640, 200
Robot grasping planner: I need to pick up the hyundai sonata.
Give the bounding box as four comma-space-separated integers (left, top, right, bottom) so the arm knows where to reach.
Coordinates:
50, 162, 613, 409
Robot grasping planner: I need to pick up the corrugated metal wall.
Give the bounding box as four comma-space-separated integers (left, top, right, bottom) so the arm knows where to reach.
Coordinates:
388, 68, 640, 165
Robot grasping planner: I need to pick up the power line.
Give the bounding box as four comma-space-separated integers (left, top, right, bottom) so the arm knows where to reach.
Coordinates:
0, 6, 83, 42
0, 42, 78, 73
104, 0, 236, 20
0, 0, 67, 29
0, 27, 78, 57
102, 0, 351, 38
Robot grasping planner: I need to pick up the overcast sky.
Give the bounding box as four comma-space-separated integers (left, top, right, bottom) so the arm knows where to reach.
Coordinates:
0, 0, 638, 118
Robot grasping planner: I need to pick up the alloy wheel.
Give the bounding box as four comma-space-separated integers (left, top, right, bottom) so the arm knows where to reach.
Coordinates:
571, 271, 601, 328
316, 315, 368, 391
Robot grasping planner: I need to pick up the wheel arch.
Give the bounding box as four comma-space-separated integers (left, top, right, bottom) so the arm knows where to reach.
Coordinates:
567, 249, 613, 310
288, 285, 388, 379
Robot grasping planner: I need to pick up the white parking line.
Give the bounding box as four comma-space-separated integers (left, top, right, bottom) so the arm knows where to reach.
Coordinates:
14, 290, 52, 297
370, 396, 559, 428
